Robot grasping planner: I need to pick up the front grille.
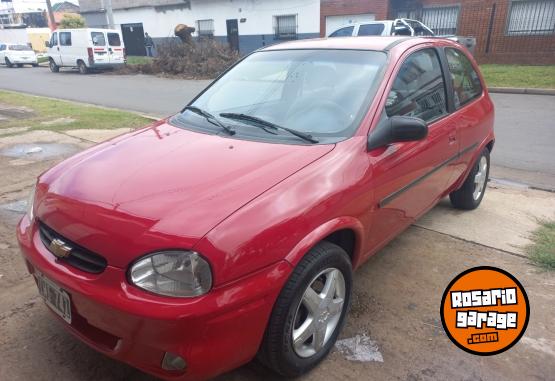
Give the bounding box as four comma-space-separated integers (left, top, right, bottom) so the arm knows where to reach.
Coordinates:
39, 222, 108, 274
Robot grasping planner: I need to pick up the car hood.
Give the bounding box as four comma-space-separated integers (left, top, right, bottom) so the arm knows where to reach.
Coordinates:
37, 121, 334, 268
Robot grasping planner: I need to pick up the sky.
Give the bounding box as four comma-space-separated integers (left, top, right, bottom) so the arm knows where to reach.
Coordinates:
1, 0, 79, 13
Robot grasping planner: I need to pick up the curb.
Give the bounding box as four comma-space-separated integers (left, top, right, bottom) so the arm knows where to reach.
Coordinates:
488, 87, 555, 96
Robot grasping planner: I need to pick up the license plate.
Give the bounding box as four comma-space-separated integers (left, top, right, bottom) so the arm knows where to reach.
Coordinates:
35, 272, 72, 324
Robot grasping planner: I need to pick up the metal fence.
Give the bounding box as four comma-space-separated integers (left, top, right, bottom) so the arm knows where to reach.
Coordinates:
274, 14, 298, 40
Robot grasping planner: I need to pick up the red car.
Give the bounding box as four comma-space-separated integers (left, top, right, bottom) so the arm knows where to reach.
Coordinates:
17, 36, 494, 380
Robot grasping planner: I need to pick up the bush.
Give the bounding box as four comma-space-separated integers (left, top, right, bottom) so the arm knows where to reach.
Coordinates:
123, 39, 240, 79
59, 14, 85, 29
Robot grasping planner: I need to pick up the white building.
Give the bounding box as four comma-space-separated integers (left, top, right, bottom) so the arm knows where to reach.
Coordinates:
80, 0, 320, 56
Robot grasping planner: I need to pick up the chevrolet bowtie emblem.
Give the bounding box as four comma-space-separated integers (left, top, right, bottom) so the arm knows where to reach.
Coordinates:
49, 238, 72, 259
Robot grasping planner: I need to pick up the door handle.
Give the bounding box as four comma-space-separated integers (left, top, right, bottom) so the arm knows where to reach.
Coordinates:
448, 135, 457, 143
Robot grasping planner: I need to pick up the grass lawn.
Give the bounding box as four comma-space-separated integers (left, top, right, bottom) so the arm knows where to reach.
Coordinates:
480, 65, 555, 89
0, 90, 150, 133
527, 220, 555, 270
126, 56, 154, 65
37, 56, 49, 64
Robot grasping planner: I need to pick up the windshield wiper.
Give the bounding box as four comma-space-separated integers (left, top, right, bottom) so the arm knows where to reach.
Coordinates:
182, 106, 235, 136
219, 113, 318, 143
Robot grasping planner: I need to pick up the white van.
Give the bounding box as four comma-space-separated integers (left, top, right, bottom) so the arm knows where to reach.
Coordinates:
46, 28, 126, 74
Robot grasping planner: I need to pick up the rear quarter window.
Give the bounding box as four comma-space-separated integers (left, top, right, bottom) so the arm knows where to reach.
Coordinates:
445, 48, 483, 108
358, 24, 385, 36
108, 33, 121, 46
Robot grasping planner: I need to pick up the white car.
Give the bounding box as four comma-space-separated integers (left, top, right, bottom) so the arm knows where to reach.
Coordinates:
329, 19, 476, 53
0, 43, 38, 67
46, 28, 126, 74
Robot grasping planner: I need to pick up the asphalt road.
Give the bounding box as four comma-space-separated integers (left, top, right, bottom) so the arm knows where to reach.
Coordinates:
1, 66, 554, 189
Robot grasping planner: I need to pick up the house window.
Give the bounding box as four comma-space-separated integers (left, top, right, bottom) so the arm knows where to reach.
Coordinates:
197, 19, 214, 37
274, 14, 297, 40
421, 6, 460, 35
507, 0, 555, 35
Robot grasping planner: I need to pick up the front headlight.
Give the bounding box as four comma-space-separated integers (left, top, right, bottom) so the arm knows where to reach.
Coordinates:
27, 184, 36, 221
129, 251, 212, 297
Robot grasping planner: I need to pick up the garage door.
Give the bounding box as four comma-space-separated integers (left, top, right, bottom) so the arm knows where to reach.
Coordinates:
325, 13, 376, 36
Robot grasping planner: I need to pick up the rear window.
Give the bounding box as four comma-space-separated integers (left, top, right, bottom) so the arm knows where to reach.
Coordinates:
9, 44, 32, 51
107, 33, 121, 46
358, 24, 385, 36
91, 32, 106, 46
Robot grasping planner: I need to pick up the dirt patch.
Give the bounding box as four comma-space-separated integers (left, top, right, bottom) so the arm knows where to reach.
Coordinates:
40, 117, 76, 126
0, 103, 35, 120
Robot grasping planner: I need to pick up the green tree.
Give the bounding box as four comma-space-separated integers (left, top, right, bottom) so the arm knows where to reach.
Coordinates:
59, 14, 85, 29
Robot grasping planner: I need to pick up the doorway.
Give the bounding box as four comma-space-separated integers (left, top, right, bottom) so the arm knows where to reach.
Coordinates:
226, 19, 239, 52
121, 23, 146, 56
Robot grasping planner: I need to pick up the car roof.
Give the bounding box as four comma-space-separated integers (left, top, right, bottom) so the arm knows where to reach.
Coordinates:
261, 36, 439, 52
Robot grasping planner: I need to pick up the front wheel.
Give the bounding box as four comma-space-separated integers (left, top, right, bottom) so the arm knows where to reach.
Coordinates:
49, 59, 59, 73
5, 58, 13, 68
258, 241, 352, 377
449, 147, 490, 210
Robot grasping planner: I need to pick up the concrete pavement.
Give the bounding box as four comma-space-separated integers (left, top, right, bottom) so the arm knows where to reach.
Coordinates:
2, 66, 554, 189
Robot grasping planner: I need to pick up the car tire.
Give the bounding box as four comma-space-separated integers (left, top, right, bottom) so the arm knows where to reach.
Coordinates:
5, 58, 13, 68
78, 61, 88, 74
258, 241, 352, 377
49, 59, 59, 73
32, 63, 38, 67
449, 147, 490, 210
16, 63, 23, 68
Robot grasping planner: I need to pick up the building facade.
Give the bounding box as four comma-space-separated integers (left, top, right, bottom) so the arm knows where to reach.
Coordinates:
321, 0, 555, 64
80, 0, 320, 56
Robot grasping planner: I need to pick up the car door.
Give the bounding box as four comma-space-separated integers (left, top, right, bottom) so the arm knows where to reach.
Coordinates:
107, 32, 125, 64
365, 47, 458, 253
443, 47, 489, 186
0, 44, 5, 63
58, 31, 72, 66
91, 31, 108, 65
49, 32, 62, 66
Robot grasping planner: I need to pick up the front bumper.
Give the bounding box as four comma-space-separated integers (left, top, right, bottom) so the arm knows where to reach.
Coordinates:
17, 215, 291, 380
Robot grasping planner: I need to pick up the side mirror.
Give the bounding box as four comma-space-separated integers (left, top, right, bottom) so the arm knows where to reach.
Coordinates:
44, 41, 50, 48
367, 115, 428, 151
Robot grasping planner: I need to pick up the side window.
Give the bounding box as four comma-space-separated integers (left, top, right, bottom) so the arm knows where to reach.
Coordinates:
445, 48, 483, 108
107, 33, 122, 46
91, 32, 106, 46
329, 26, 354, 37
59, 32, 72, 46
0, 45, 5, 51
50, 32, 58, 47
386, 48, 448, 123
358, 23, 385, 36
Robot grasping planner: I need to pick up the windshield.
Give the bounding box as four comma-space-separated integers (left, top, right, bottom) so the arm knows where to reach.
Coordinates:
172, 49, 386, 144
10, 45, 32, 51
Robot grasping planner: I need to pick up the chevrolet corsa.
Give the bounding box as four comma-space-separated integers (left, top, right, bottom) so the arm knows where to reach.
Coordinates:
17, 37, 494, 380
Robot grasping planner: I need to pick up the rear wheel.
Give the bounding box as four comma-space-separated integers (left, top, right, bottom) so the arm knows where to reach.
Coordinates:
5, 58, 13, 68
258, 241, 352, 377
449, 147, 490, 210
32, 63, 38, 67
49, 58, 59, 73
78, 60, 88, 74
16, 63, 23, 68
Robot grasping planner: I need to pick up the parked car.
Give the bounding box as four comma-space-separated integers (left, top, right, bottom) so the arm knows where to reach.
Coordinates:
329, 18, 477, 53
0, 43, 38, 67
18, 36, 494, 380
45, 28, 126, 74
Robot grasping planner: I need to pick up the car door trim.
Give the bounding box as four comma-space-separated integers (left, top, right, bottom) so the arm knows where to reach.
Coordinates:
379, 142, 478, 208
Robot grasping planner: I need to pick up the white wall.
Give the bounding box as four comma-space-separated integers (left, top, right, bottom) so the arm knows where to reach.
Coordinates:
0, 28, 29, 44
112, 0, 320, 38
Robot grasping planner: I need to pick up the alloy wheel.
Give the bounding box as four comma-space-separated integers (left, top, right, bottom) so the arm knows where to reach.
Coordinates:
473, 155, 488, 200
292, 268, 345, 358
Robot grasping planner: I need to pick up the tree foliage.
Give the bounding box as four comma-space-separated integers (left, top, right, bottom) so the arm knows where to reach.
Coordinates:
59, 14, 85, 29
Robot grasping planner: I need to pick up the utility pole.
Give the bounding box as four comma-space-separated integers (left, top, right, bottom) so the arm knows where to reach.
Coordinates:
105, 0, 115, 29
45, 0, 56, 30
